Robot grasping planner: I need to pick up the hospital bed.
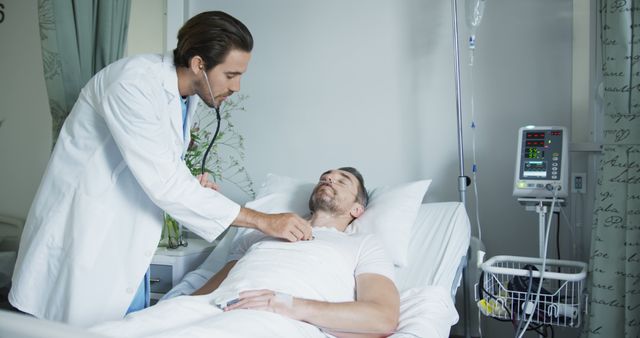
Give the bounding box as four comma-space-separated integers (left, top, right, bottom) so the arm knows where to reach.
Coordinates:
0, 201, 470, 338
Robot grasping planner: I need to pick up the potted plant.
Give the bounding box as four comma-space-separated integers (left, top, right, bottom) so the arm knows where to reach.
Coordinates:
160, 95, 255, 248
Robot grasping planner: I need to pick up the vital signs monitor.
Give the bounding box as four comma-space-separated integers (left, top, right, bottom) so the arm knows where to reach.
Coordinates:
513, 126, 568, 198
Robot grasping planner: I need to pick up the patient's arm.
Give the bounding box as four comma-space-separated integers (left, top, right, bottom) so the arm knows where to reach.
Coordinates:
191, 261, 237, 296
227, 273, 399, 338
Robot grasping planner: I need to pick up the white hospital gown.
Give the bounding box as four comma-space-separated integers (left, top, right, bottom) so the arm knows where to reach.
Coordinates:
91, 227, 394, 338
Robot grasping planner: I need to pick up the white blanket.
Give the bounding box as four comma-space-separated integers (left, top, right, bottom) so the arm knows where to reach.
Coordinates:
91, 295, 326, 338
91, 286, 457, 338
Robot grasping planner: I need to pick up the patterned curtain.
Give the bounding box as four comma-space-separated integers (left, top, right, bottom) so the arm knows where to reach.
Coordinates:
585, 1, 640, 337
38, 0, 131, 145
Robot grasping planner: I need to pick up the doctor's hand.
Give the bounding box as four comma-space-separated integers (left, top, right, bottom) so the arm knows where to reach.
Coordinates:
258, 213, 312, 242
197, 173, 220, 191
234, 208, 312, 242
225, 289, 300, 320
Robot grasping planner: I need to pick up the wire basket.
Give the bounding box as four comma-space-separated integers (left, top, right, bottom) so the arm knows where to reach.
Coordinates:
476, 255, 588, 328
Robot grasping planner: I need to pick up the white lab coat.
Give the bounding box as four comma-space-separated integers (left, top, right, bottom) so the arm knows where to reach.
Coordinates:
9, 53, 241, 327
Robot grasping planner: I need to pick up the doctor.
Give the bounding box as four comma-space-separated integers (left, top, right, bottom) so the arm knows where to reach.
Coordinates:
9, 11, 312, 327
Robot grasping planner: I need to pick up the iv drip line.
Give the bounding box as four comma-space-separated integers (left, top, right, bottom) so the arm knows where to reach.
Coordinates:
469, 34, 482, 242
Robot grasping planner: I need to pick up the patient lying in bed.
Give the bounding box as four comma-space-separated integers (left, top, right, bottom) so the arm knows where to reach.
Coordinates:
91, 167, 400, 338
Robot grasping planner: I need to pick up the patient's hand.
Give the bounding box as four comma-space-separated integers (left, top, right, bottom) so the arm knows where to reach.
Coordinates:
225, 289, 299, 320
197, 173, 220, 191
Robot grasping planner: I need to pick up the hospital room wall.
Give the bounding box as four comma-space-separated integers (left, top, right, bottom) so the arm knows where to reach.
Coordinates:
0, 1, 51, 222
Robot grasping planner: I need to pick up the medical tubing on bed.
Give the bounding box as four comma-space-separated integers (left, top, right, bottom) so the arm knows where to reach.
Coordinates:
516, 187, 558, 338
201, 106, 221, 177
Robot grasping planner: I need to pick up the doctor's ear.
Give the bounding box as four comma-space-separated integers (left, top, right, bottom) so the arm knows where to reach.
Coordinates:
189, 56, 205, 74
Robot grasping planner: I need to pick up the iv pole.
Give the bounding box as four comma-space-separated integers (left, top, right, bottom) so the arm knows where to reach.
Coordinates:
450, 0, 472, 337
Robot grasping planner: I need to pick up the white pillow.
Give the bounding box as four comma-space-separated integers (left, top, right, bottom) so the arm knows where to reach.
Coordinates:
352, 179, 431, 266
248, 173, 431, 267
255, 173, 315, 200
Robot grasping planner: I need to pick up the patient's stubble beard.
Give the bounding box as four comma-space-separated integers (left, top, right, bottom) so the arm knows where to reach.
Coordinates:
309, 185, 347, 216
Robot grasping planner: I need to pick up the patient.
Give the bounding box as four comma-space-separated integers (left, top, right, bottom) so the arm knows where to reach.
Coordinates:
92, 167, 399, 338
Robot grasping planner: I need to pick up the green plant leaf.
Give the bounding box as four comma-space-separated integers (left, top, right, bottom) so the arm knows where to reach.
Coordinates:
184, 95, 255, 199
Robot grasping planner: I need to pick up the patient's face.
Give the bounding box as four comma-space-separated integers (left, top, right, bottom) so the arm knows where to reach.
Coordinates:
309, 169, 360, 214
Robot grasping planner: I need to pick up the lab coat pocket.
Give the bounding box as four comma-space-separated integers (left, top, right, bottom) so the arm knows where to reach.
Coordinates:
69, 193, 113, 269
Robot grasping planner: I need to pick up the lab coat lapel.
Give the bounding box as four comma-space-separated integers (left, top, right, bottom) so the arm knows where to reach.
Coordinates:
184, 96, 198, 154
160, 54, 184, 152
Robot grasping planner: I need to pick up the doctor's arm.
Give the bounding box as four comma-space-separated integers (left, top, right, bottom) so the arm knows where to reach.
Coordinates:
196, 173, 311, 241
233, 207, 312, 242
196, 175, 311, 241
226, 273, 400, 338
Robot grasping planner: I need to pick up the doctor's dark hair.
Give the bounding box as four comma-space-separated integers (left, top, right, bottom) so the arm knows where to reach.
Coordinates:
173, 11, 253, 70
339, 167, 369, 207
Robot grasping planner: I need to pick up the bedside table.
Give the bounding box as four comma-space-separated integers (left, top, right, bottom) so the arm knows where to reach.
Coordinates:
150, 238, 217, 302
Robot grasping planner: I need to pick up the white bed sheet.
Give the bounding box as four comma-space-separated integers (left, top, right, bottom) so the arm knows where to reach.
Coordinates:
395, 202, 471, 293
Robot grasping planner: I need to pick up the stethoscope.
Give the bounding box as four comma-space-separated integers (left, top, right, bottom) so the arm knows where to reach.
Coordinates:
200, 69, 222, 178
170, 68, 221, 249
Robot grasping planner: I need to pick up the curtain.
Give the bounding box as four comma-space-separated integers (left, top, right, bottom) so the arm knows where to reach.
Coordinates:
38, 0, 131, 145
585, 1, 640, 337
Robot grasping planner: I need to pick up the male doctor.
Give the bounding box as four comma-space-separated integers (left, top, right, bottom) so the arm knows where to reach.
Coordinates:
9, 11, 312, 327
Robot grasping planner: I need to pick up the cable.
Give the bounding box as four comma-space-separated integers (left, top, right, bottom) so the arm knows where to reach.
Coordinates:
527, 323, 551, 337
554, 211, 562, 289
514, 266, 534, 337
478, 295, 484, 338
516, 186, 559, 338
555, 211, 561, 261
